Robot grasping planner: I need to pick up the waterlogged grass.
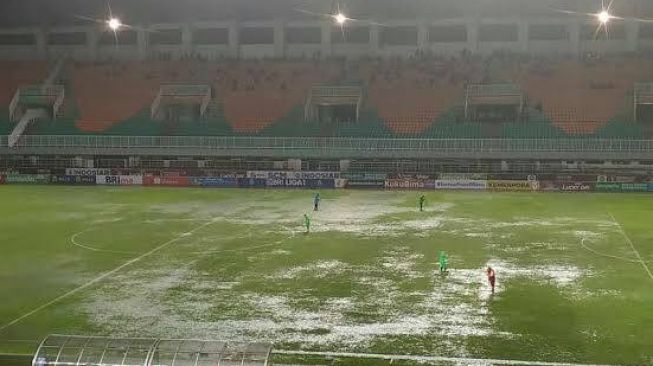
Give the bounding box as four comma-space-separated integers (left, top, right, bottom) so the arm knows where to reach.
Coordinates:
0, 186, 652, 365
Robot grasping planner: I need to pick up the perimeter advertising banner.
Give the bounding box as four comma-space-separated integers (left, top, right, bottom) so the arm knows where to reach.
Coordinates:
439, 173, 487, 181
558, 182, 594, 192
347, 180, 385, 188
433, 180, 487, 190
65, 168, 111, 176
487, 180, 536, 191
96, 175, 143, 186
538, 181, 558, 192
237, 178, 268, 188
595, 182, 621, 192
5, 174, 50, 184
620, 183, 649, 192
384, 179, 426, 189
248, 171, 340, 180
649, 183, 653, 192
265, 178, 336, 188
50, 175, 96, 185
593, 182, 647, 192
341, 173, 387, 181
191, 177, 238, 187
142, 175, 191, 187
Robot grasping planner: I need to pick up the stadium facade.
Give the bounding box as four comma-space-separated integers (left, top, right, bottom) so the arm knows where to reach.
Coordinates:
1, 0, 653, 187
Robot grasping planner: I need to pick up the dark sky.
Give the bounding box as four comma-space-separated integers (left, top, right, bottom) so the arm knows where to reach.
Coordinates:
0, 0, 650, 28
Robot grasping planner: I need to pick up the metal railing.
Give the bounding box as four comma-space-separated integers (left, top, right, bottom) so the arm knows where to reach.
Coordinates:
466, 83, 521, 96
2, 135, 653, 153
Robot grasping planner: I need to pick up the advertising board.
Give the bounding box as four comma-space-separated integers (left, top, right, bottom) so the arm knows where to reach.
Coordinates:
434, 180, 487, 190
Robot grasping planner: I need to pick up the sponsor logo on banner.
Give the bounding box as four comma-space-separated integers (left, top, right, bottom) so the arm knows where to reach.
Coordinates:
265, 179, 335, 188
248, 171, 340, 180
595, 182, 621, 192
384, 179, 425, 189
96, 175, 119, 185
539, 181, 558, 191
612, 175, 637, 183
65, 168, 111, 176
347, 180, 385, 188
237, 178, 267, 188
5, 174, 50, 184
620, 183, 648, 192
649, 183, 653, 192
191, 177, 238, 187
267, 179, 307, 187
341, 173, 387, 181
487, 180, 536, 191
439, 173, 487, 181
144, 175, 190, 187
96, 175, 143, 185
50, 175, 96, 185
120, 175, 143, 185
559, 182, 594, 191
434, 180, 487, 190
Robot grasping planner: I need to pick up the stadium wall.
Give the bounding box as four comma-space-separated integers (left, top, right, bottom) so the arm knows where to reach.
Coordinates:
0, 16, 648, 61
3, 171, 653, 193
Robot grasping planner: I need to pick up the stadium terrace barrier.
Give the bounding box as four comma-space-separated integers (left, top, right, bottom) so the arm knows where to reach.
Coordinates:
4, 135, 653, 159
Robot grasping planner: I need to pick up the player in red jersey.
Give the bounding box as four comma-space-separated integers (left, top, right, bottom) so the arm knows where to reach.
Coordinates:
486, 266, 496, 294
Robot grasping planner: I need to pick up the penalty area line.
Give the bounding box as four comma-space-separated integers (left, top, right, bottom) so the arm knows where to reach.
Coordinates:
274, 350, 618, 366
0, 218, 218, 333
609, 213, 653, 282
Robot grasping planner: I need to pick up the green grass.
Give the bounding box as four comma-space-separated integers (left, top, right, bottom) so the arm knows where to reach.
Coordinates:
0, 186, 652, 365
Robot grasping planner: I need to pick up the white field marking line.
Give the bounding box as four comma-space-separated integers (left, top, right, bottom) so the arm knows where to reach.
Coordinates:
0, 218, 218, 333
71, 226, 294, 256
609, 213, 653, 281
579, 238, 647, 264
70, 218, 214, 255
274, 350, 619, 366
70, 230, 141, 255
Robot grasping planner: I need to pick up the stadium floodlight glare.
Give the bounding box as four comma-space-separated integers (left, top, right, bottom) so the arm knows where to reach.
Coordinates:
334, 13, 347, 25
107, 17, 122, 30
597, 10, 611, 24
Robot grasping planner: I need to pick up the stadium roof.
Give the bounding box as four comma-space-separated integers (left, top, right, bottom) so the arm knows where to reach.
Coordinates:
0, 0, 651, 28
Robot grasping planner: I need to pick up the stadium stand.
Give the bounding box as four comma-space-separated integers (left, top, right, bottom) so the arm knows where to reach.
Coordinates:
517, 57, 653, 136
2, 54, 652, 139
365, 56, 473, 135
215, 61, 342, 133
0, 61, 49, 134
